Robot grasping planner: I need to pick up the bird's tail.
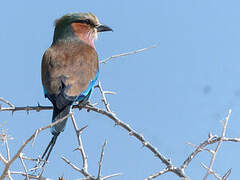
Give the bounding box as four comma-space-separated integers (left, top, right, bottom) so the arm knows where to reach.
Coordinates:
40, 105, 71, 167
41, 134, 59, 167
51, 105, 71, 135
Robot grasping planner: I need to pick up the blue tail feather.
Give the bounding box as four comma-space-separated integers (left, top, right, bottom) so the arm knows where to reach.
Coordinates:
51, 105, 71, 136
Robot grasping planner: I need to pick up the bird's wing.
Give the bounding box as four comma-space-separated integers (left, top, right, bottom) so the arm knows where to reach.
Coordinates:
41, 41, 99, 109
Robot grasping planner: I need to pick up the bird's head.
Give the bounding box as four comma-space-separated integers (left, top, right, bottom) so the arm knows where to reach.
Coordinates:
53, 12, 112, 47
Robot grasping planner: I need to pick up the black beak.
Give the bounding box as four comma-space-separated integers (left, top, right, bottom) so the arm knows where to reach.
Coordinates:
96, 24, 113, 32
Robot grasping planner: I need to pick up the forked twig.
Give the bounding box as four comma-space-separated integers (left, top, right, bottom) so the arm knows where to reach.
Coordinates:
97, 141, 107, 179
100, 43, 159, 64
0, 113, 71, 180
203, 110, 231, 180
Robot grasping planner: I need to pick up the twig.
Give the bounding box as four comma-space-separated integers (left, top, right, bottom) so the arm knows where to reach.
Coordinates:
186, 142, 214, 155
201, 163, 221, 180
95, 81, 112, 112
1, 99, 239, 179
19, 153, 29, 180
61, 156, 93, 179
68, 113, 121, 180
0, 103, 52, 113
22, 155, 40, 162
4, 136, 10, 161
6, 171, 13, 180
10, 171, 40, 179
97, 141, 107, 179
0, 98, 187, 178
70, 112, 88, 173
203, 109, 231, 180
101, 173, 122, 180
222, 168, 232, 180
0, 98, 15, 108
0, 154, 7, 165
144, 168, 169, 180
100, 43, 159, 64
181, 110, 238, 172
0, 113, 71, 180
83, 104, 186, 177
181, 136, 240, 171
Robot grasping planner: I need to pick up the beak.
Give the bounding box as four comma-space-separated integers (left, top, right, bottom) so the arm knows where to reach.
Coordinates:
96, 24, 113, 32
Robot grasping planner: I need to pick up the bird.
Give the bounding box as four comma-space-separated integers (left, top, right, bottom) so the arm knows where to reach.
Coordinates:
41, 12, 112, 165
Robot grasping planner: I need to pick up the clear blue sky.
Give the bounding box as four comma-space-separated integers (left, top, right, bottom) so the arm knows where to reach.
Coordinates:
1, 0, 240, 179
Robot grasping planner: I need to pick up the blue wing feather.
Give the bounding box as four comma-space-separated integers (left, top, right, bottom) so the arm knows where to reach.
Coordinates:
76, 71, 99, 102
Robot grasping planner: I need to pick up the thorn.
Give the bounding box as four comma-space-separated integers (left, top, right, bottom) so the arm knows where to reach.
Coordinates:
26, 106, 30, 115
142, 141, 148, 147
73, 147, 81, 152
208, 132, 212, 138
78, 125, 88, 134
37, 102, 41, 112
103, 91, 117, 95
129, 131, 133, 136
223, 168, 232, 179
139, 134, 145, 140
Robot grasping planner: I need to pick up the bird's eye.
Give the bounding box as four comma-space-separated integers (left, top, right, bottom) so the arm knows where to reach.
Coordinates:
85, 19, 91, 24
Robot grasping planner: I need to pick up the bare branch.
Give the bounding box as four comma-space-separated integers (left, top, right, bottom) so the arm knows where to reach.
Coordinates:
4, 136, 10, 161
201, 163, 221, 180
61, 156, 93, 179
186, 142, 215, 155
181, 110, 240, 172
10, 171, 40, 179
1, 97, 239, 179
19, 153, 29, 180
145, 168, 169, 180
203, 109, 232, 180
6, 171, 13, 180
0, 113, 71, 180
97, 140, 107, 179
0, 104, 52, 112
95, 81, 112, 112
100, 43, 159, 64
222, 168, 232, 180
0, 97, 15, 108
181, 135, 240, 172
83, 103, 187, 177
0, 97, 187, 178
0, 154, 7, 165
101, 173, 122, 180
70, 113, 88, 172
24, 156, 40, 162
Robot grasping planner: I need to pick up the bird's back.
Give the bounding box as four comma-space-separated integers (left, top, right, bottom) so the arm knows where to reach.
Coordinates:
41, 40, 99, 108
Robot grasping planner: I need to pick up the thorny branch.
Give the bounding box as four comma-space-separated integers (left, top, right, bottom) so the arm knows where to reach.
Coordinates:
0, 44, 159, 179
97, 140, 107, 179
61, 113, 121, 180
144, 168, 169, 180
203, 109, 233, 180
1, 90, 240, 180
0, 113, 71, 180
70, 112, 89, 173
100, 44, 159, 64
180, 110, 239, 180
19, 153, 29, 180
0, 45, 240, 179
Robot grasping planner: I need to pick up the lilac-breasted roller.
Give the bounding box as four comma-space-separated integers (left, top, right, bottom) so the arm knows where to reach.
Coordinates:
41, 12, 112, 164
